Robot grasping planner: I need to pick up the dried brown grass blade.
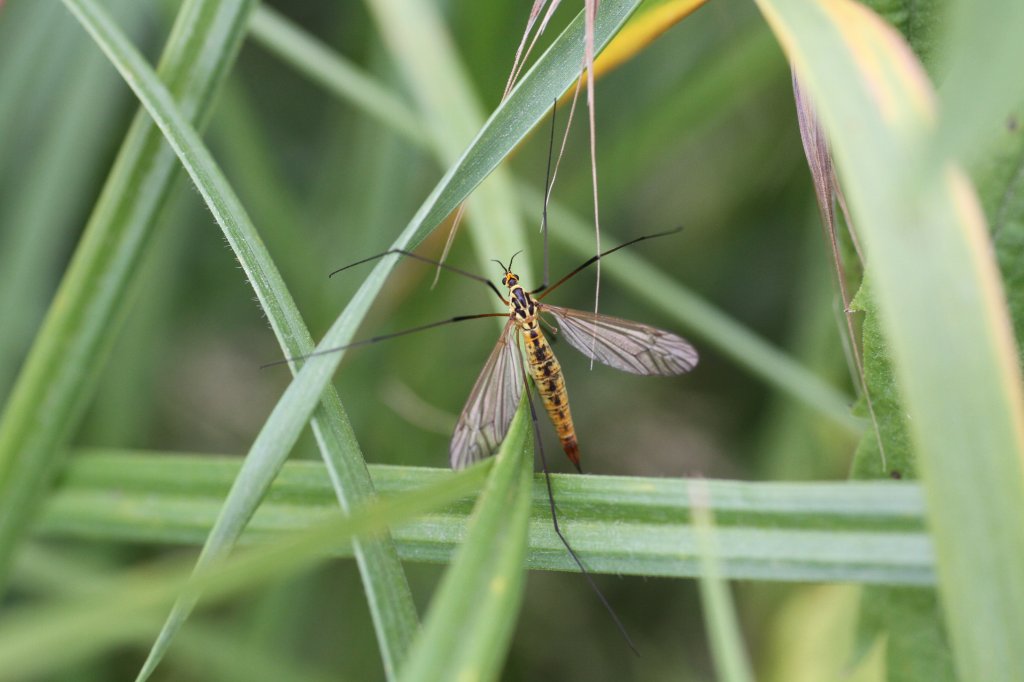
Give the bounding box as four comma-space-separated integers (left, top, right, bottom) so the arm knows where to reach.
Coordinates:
792, 71, 884, 468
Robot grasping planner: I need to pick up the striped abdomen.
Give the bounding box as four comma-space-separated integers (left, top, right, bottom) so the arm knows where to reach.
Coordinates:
522, 322, 581, 471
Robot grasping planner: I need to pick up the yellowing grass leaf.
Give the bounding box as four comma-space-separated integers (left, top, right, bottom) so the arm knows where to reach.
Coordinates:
591, 0, 709, 78
753, 1, 1024, 680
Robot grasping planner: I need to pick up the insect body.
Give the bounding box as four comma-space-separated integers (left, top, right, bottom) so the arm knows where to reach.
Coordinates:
506, 270, 580, 469
449, 249, 699, 471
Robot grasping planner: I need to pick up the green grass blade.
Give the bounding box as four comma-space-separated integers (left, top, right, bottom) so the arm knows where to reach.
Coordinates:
0, 463, 491, 682
39, 450, 933, 585
0, 0, 252, 591
57, 0, 420, 678
753, 2, 1024, 679
689, 480, 755, 682
399, 403, 532, 682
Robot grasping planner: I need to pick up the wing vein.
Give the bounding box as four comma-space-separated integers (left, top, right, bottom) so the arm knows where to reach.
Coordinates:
450, 320, 525, 468
542, 304, 698, 376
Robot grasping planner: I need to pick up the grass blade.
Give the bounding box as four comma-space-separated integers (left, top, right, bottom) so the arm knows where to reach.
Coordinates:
398, 404, 533, 682
588, 0, 708, 78
40, 449, 933, 585
689, 479, 755, 682
59, 0, 650, 675
753, 1, 1024, 679
58, 0, 420, 678
12, 546, 337, 682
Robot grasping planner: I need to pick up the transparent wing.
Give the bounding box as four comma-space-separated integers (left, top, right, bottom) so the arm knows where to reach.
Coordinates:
542, 304, 698, 376
450, 320, 524, 469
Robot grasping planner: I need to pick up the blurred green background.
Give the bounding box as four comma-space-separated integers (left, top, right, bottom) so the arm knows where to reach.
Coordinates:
0, 0, 874, 680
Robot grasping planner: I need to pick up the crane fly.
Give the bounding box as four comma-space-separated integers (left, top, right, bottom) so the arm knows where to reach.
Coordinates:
449, 239, 698, 473
298, 228, 699, 474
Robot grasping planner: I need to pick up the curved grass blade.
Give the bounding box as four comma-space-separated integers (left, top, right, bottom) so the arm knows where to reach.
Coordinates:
228, 1, 647, 593
398, 403, 533, 682
753, 1, 1024, 679
0, 0, 252, 591
58, 1, 418, 678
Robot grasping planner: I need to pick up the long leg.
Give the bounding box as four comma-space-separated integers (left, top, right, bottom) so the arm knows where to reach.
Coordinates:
262, 312, 507, 369
330, 249, 506, 303
538, 99, 557, 292
534, 226, 684, 299
520, 361, 639, 655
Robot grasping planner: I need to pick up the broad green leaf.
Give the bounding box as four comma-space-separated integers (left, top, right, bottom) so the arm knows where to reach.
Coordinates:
862, 0, 943, 73
847, 7, 1016, 681
849, 280, 953, 682
855, 587, 954, 682
848, 281, 915, 481
936, 0, 1024, 162
753, 1, 1024, 680
974, 97, 1024, 364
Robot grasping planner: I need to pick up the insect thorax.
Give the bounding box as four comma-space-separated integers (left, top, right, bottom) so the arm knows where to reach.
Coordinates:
507, 283, 539, 329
